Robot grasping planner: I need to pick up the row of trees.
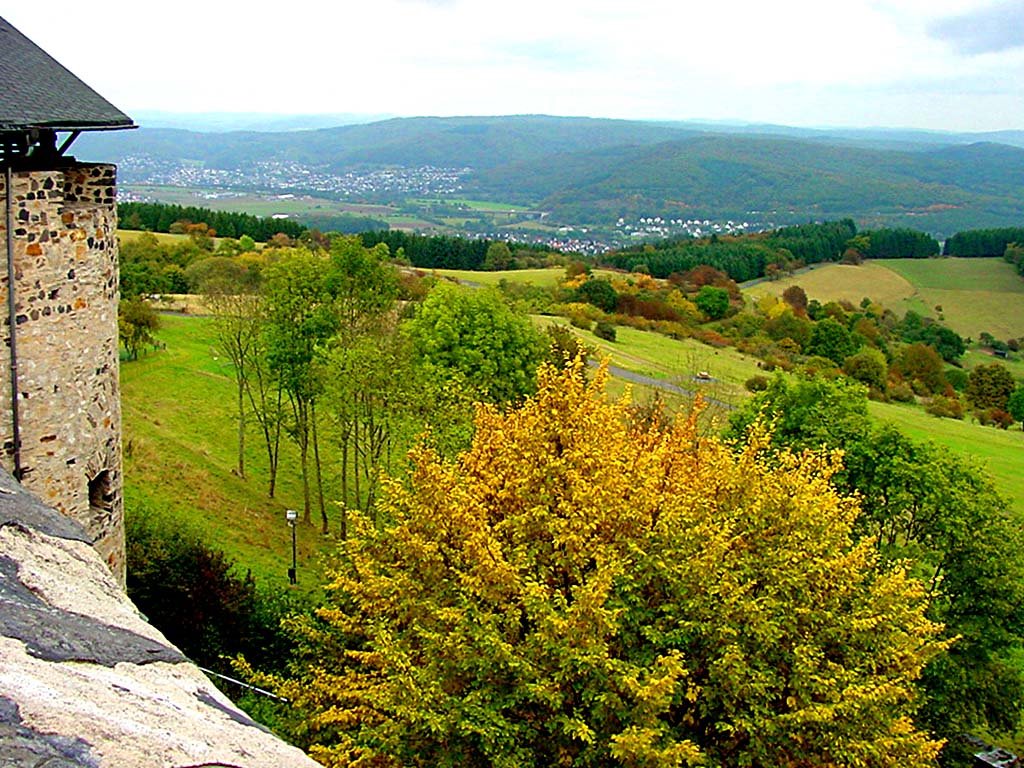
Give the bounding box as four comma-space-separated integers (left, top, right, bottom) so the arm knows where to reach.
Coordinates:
200, 237, 551, 535
605, 220, 859, 282
119, 201, 307, 241
944, 227, 1024, 257
360, 230, 559, 271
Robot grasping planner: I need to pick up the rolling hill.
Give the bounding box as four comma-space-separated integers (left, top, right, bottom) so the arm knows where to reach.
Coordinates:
75, 115, 1024, 235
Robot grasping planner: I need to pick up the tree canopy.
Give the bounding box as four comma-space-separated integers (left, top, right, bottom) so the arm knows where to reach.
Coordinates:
405, 281, 545, 404
258, 363, 946, 768
728, 375, 1024, 756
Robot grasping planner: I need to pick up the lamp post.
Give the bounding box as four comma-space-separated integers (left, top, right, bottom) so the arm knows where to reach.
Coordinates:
286, 509, 297, 585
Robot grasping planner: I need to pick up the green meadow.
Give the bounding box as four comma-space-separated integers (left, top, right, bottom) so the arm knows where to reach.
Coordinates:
120, 314, 327, 593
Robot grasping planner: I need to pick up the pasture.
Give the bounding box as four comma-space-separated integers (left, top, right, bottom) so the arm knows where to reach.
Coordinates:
745, 262, 916, 308
745, 258, 1024, 341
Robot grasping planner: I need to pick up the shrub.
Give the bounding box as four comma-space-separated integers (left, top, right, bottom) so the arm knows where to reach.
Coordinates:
126, 510, 299, 676
889, 381, 915, 402
989, 409, 1014, 429
594, 321, 617, 341
925, 396, 966, 420
945, 368, 969, 392
745, 374, 770, 392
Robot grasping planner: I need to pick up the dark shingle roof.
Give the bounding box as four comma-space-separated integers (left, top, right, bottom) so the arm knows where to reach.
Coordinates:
0, 16, 134, 133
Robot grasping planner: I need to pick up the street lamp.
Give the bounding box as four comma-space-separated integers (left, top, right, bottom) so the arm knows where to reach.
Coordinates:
286, 509, 298, 585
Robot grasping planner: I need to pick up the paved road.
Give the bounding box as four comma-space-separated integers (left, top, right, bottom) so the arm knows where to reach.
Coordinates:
739, 262, 825, 290
596, 361, 736, 411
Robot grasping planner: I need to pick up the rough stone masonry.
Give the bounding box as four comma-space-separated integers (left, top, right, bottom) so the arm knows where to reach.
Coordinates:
0, 162, 124, 584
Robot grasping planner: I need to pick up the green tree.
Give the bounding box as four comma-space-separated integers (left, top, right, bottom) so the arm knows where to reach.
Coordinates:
806, 316, 859, 364
118, 296, 160, 361
483, 241, 514, 271
406, 282, 545, 404
729, 375, 1024, 755
694, 284, 729, 319
1008, 386, 1024, 425
256, 363, 945, 767
763, 309, 812, 350
966, 362, 1016, 411
262, 249, 337, 529
576, 277, 618, 313
894, 342, 947, 394
842, 346, 888, 390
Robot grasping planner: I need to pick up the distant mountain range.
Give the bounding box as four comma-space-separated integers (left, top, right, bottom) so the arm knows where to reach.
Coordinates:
75, 115, 1024, 236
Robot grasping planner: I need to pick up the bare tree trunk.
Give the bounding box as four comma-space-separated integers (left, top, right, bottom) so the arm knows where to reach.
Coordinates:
312, 400, 328, 535
236, 372, 246, 479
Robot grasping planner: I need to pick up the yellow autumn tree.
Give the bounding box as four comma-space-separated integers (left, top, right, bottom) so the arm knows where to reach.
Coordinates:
255, 360, 947, 767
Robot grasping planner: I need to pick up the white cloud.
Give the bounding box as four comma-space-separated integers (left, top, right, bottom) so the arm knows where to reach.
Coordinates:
4, 0, 1022, 130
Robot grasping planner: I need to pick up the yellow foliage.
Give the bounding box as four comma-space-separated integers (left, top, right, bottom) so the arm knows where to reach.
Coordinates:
265, 360, 946, 767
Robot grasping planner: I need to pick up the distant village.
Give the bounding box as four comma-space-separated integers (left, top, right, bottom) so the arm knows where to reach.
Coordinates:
117, 155, 773, 253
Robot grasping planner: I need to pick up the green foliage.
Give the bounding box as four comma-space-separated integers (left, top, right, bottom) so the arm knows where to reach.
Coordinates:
263, 364, 944, 767
119, 201, 306, 241
807, 316, 860, 364
483, 241, 514, 271
763, 309, 812, 350
1008, 386, 1024, 423
967, 362, 1017, 411
361, 230, 554, 271
406, 282, 546, 403
118, 296, 160, 360
593, 320, 617, 341
894, 343, 948, 394
925, 395, 965, 420
900, 311, 965, 362
575, 277, 618, 312
863, 228, 941, 259
842, 346, 888, 390
744, 374, 769, 392
729, 375, 1024, 750
126, 507, 301, 676
693, 285, 729, 320
944, 227, 1024, 257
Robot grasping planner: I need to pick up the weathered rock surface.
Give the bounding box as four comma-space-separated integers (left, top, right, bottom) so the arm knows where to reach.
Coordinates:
0, 468, 320, 767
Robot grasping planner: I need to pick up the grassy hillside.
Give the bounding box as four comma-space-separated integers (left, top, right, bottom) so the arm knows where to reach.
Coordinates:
121, 314, 327, 593
746, 258, 1024, 340
745, 262, 916, 307
880, 258, 1024, 340
123, 309, 1022, 588
868, 400, 1023, 516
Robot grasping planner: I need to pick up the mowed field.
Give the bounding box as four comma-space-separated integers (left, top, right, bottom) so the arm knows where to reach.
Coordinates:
746, 262, 916, 308
746, 258, 1024, 340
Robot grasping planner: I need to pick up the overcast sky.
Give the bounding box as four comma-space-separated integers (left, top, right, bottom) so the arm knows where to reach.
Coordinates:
7, 0, 1024, 132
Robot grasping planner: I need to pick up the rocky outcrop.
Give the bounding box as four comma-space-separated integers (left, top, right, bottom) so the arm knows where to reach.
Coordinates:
0, 468, 320, 767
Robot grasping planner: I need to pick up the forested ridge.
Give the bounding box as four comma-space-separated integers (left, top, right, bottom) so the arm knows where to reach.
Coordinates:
83, 115, 1024, 233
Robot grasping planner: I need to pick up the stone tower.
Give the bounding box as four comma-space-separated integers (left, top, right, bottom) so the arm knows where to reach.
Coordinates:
0, 16, 134, 584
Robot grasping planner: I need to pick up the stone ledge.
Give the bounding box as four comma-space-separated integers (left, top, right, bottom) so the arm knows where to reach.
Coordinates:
0, 468, 320, 767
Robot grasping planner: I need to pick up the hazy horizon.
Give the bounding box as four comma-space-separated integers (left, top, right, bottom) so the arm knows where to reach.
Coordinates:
8, 1, 1024, 133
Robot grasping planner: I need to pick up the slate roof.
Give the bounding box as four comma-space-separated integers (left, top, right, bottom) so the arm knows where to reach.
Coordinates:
0, 16, 134, 133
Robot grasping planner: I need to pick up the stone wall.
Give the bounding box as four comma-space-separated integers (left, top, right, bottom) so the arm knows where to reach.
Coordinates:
0, 162, 123, 584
